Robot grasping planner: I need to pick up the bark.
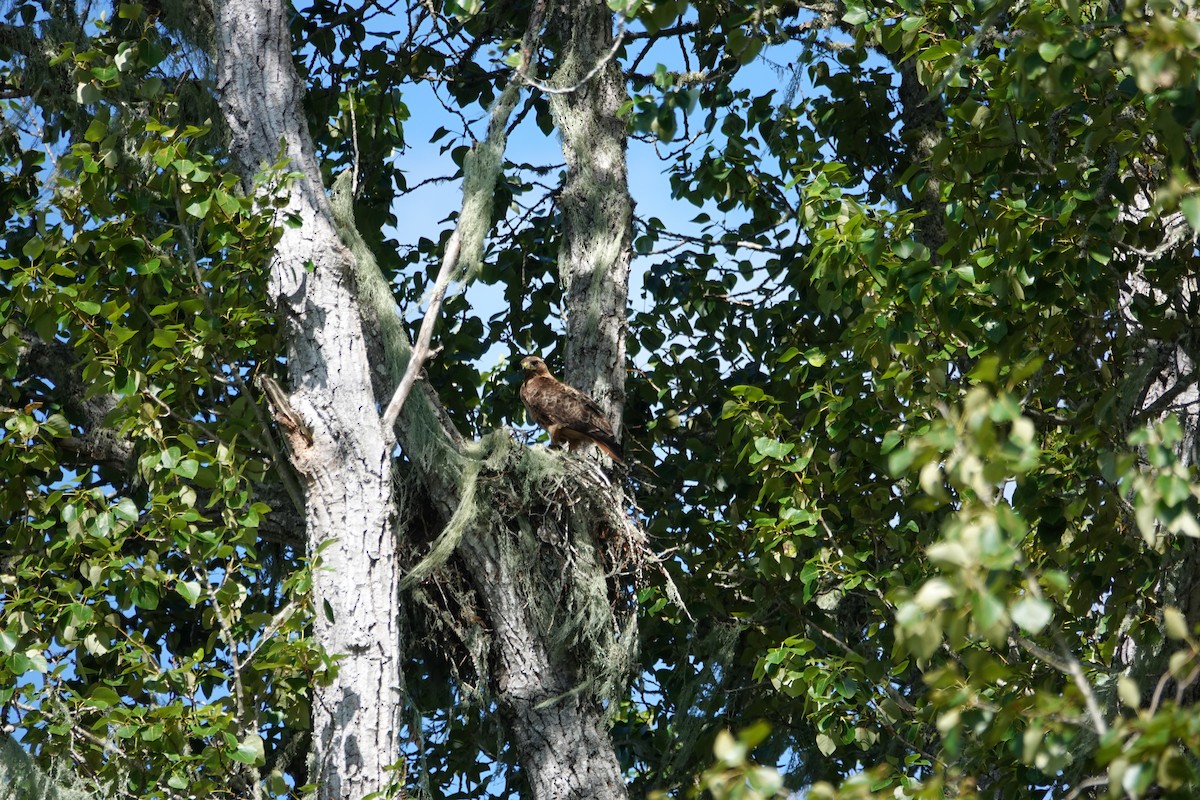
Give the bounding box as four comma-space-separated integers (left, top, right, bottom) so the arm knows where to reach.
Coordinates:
341, 157, 636, 800
546, 0, 632, 423
212, 2, 402, 798
456, 478, 630, 800
329, 71, 637, 800
435, 2, 638, 797
1115, 183, 1200, 677
211, 2, 638, 798
892, 57, 947, 258
12, 331, 132, 475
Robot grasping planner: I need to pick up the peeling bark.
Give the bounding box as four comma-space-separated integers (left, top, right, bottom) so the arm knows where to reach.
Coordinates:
212, 2, 402, 798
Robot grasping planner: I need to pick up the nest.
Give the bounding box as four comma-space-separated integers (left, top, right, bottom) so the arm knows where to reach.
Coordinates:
398, 429, 658, 711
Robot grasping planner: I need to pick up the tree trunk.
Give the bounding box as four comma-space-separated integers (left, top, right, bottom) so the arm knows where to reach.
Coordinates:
1115, 186, 1200, 676
212, 1, 638, 797
445, 2, 638, 797
213, 2, 402, 798
546, 0, 632, 420
456, 502, 630, 800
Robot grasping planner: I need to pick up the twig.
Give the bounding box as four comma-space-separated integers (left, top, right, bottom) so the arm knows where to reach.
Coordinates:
1063, 775, 1107, 800
380, 228, 461, 435
245, 600, 301, 663
15, 699, 123, 756
190, 556, 250, 734
517, 23, 626, 95
349, 87, 360, 197
1018, 576, 1110, 736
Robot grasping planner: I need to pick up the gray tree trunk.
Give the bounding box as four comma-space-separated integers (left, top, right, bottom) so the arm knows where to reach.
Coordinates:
456, 512, 630, 800
1115, 189, 1200, 676
547, 0, 633, 421
212, 2, 402, 798
452, 2, 637, 797
211, 0, 638, 796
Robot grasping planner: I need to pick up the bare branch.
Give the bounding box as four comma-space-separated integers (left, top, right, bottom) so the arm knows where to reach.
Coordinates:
518, 24, 626, 96
1016, 577, 1110, 736
380, 227, 462, 435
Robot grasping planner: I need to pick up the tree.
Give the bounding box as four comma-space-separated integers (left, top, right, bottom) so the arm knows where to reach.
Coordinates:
3, 0, 1200, 799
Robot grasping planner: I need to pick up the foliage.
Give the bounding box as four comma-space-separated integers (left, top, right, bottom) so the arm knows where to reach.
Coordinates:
622, 0, 1200, 797
1, 6, 322, 796
3, 0, 1200, 798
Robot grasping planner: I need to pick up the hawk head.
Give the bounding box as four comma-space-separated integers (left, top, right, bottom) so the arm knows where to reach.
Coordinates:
520, 356, 551, 377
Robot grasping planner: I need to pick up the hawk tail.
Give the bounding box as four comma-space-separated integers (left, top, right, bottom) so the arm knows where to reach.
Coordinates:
562, 423, 625, 465
591, 432, 625, 465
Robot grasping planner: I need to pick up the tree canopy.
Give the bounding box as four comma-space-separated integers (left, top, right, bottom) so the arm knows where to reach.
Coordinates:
2, 0, 1200, 799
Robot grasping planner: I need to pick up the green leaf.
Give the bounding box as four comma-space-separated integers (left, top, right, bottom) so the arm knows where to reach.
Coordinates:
185, 197, 212, 218
1037, 42, 1062, 62
132, 583, 160, 611
1182, 194, 1200, 232
1164, 607, 1189, 641
231, 734, 265, 765
176, 580, 202, 606
85, 119, 108, 142
841, 1, 869, 25
1010, 596, 1052, 634
712, 730, 745, 765
88, 686, 123, 709
113, 497, 140, 522
151, 329, 178, 348
75, 83, 101, 104
753, 437, 795, 460
21, 237, 44, 260
1117, 676, 1140, 709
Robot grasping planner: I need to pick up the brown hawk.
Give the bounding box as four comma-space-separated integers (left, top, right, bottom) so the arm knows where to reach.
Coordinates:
519, 356, 625, 464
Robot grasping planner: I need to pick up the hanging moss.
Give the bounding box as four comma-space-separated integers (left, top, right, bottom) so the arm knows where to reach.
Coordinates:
396, 427, 650, 712
454, 83, 521, 284
327, 76, 660, 725
0, 737, 107, 800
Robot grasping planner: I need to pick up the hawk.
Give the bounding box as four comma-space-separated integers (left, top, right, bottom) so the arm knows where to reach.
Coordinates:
519, 356, 625, 465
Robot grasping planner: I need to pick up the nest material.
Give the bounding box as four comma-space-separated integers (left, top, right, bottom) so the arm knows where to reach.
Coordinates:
400, 430, 653, 710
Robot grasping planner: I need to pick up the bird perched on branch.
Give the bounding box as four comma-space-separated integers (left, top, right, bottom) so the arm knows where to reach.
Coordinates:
519, 355, 625, 465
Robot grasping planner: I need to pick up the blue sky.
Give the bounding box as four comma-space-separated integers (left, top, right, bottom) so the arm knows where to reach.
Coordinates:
382, 24, 814, 368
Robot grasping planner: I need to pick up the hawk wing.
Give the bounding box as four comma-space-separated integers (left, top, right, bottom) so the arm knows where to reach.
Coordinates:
520, 375, 625, 464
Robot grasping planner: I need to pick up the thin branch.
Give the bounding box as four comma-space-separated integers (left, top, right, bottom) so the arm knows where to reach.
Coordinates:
190, 555, 250, 734
1063, 775, 1107, 800
624, 22, 700, 40
349, 87, 360, 197
14, 700, 123, 756
244, 599, 302, 663
1017, 576, 1110, 736
518, 24, 626, 96
380, 227, 461, 435
1148, 664, 1173, 715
